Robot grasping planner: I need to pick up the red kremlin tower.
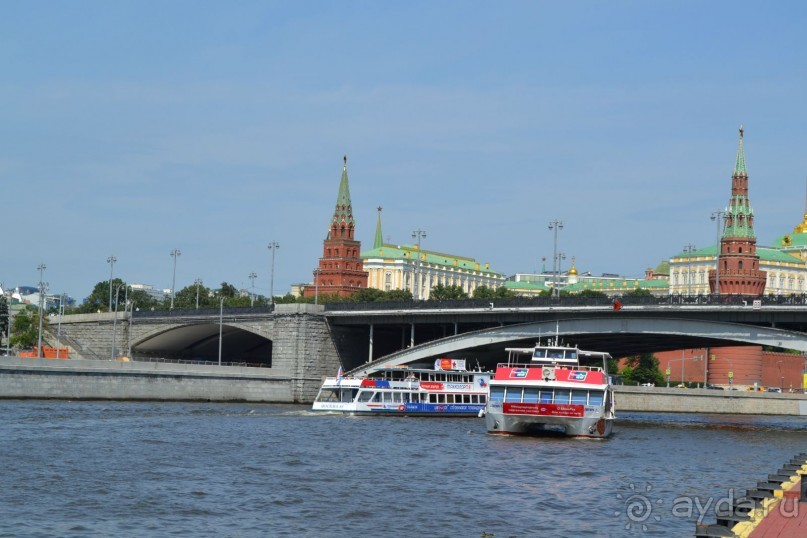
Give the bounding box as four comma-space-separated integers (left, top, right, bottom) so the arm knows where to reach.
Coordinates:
303, 156, 368, 299
708, 126, 766, 295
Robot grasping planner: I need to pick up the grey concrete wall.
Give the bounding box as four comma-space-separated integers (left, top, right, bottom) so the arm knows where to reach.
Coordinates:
614, 385, 807, 415
0, 357, 296, 402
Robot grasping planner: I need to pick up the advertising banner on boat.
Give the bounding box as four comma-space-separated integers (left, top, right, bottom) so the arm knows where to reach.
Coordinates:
434, 358, 466, 371
503, 402, 584, 417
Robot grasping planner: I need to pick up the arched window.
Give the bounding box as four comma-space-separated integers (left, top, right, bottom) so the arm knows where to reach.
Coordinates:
738, 261, 743, 270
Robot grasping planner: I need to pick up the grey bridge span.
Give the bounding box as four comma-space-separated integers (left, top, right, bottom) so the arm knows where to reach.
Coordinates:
50, 301, 807, 378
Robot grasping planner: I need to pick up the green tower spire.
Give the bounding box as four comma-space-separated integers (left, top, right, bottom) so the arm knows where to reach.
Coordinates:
734, 124, 747, 177
332, 155, 354, 227
373, 206, 383, 249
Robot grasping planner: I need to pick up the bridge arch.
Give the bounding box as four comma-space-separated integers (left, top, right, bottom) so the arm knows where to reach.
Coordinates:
132, 322, 273, 365
349, 317, 807, 375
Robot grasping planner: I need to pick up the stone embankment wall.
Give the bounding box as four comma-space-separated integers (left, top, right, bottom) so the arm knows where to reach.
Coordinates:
615, 385, 807, 415
0, 357, 295, 402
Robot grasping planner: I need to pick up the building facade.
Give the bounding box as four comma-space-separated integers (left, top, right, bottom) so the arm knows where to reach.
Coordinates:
361, 208, 504, 299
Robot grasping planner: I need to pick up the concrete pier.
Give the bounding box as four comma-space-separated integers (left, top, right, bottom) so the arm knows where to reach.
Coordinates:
614, 386, 807, 416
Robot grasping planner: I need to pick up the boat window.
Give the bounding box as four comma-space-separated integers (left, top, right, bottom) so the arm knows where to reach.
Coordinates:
566, 351, 577, 360
571, 390, 587, 405
357, 391, 374, 402
504, 387, 522, 403
490, 387, 505, 402
539, 389, 553, 403
554, 389, 571, 404
446, 394, 454, 403
316, 389, 339, 402
547, 349, 564, 359
340, 390, 356, 403
480, 395, 486, 404
533, 349, 546, 359
589, 391, 604, 406
523, 388, 539, 403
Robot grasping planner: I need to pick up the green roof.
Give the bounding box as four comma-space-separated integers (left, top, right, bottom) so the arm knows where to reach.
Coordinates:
361, 244, 502, 275
563, 277, 668, 293
504, 280, 550, 291
773, 232, 807, 249
673, 244, 803, 265
331, 156, 354, 227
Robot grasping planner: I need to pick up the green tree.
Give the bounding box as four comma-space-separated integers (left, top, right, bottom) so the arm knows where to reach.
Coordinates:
624, 288, 652, 297
473, 286, 516, 299
216, 282, 238, 299
578, 289, 608, 298
75, 279, 161, 313
10, 306, 44, 349
429, 284, 468, 301
173, 284, 214, 309
349, 288, 386, 302
620, 354, 664, 386
0, 296, 8, 347
383, 289, 413, 301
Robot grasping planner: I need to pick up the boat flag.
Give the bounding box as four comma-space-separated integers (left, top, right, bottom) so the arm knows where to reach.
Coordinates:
612, 299, 622, 312
336, 366, 343, 385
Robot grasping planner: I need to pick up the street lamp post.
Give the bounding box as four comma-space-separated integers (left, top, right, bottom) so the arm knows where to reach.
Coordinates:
710, 210, 725, 297
107, 256, 117, 312
55, 294, 64, 359
314, 268, 321, 305
170, 249, 181, 309
218, 297, 224, 366
268, 241, 279, 305
36, 264, 46, 358
248, 272, 257, 307
411, 229, 427, 300
668, 353, 703, 386
111, 284, 122, 361
548, 220, 563, 298
194, 278, 203, 309
683, 244, 696, 296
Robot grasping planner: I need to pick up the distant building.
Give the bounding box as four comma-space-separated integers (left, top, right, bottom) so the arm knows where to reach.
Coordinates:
129, 284, 167, 302
361, 208, 504, 299
505, 258, 668, 297
302, 156, 369, 299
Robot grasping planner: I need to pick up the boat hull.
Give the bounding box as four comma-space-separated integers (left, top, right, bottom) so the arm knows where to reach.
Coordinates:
312, 402, 485, 416
485, 403, 613, 438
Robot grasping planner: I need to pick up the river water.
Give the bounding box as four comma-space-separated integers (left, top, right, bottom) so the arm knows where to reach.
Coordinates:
0, 401, 804, 537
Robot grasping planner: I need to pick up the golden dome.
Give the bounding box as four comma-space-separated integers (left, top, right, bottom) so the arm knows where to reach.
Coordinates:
795, 214, 807, 234
568, 257, 578, 276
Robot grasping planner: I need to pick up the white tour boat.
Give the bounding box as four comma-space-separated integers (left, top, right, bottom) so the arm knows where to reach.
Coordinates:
483, 342, 615, 438
312, 359, 490, 416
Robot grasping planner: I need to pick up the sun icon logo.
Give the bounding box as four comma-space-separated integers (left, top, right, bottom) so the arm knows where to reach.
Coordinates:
614, 482, 663, 531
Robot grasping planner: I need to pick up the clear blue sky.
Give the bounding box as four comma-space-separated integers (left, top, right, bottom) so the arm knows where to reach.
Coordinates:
2, 2, 807, 300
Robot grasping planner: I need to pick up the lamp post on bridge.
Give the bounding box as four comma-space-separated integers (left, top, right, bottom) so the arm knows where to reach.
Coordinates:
36, 263, 46, 358
549, 220, 563, 298
411, 229, 426, 300
683, 244, 696, 296
248, 272, 257, 307
107, 255, 117, 312
170, 249, 181, 309
710, 210, 725, 297
194, 278, 203, 309
268, 241, 279, 306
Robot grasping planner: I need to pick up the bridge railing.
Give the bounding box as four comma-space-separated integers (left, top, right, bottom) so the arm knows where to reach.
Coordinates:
129, 356, 270, 368
326, 293, 807, 311
132, 305, 276, 318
